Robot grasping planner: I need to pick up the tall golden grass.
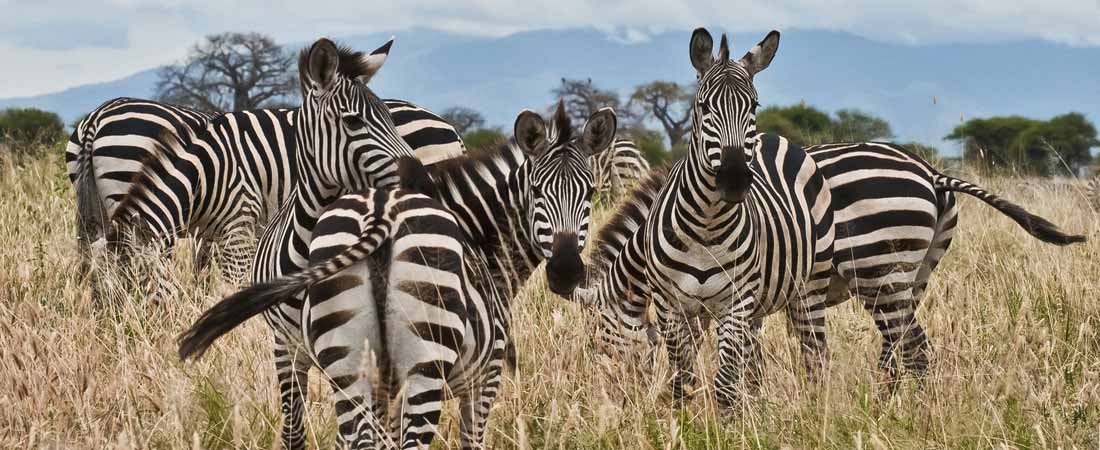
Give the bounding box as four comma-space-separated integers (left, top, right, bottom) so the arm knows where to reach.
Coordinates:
2, 148, 1098, 449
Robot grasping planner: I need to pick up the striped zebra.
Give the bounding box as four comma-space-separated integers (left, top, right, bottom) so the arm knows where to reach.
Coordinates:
802, 142, 1085, 385
574, 29, 836, 406
68, 92, 464, 298
591, 138, 650, 195
585, 139, 1087, 392
179, 99, 618, 449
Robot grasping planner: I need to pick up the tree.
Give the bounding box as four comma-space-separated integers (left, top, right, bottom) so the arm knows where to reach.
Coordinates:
1013, 113, 1098, 174
946, 114, 1097, 175
946, 116, 1039, 171
0, 107, 64, 145
757, 104, 833, 147
441, 107, 485, 135
901, 142, 939, 162
552, 78, 628, 126
156, 32, 297, 112
832, 109, 893, 142
628, 81, 693, 148
463, 128, 506, 150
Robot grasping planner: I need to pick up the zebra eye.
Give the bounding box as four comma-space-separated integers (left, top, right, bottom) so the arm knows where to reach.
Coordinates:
342, 114, 366, 131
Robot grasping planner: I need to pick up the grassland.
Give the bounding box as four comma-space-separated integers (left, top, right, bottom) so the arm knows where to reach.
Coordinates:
2, 147, 1098, 449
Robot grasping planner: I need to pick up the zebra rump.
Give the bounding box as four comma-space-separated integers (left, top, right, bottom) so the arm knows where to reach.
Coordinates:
178, 192, 397, 360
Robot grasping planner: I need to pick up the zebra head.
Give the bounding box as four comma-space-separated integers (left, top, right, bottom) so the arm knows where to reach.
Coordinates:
514, 100, 617, 296
689, 28, 780, 204
296, 37, 415, 191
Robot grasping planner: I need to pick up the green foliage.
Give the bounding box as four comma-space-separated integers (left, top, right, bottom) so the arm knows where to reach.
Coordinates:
901, 141, 940, 161
0, 107, 65, 145
947, 113, 1098, 175
463, 128, 506, 150
757, 105, 833, 147
833, 108, 894, 141
757, 104, 892, 147
622, 127, 668, 165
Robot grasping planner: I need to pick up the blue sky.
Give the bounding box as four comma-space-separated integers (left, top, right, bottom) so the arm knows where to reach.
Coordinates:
4, 0, 1100, 98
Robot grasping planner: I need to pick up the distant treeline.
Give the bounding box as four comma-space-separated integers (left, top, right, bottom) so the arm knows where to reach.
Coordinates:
4, 31, 1097, 176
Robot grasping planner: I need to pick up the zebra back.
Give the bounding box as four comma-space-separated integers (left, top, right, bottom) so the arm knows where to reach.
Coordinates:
591, 138, 651, 194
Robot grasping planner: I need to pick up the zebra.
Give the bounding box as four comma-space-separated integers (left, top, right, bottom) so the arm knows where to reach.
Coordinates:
178, 99, 618, 449
800, 141, 1085, 386
584, 139, 1088, 392
591, 138, 650, 196
67, 92, 464, 299
572, 28, 837, 407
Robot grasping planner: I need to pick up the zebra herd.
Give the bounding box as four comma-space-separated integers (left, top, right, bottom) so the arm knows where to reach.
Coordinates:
65, 29, 1087, 449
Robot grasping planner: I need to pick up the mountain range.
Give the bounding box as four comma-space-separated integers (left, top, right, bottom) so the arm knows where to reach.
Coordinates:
2, 27, 1098, 155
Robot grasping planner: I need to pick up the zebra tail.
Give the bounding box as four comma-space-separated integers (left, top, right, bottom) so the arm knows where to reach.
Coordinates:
933, 173, 1086, 246
178, 215, 394, 360
73, 127, 110, 253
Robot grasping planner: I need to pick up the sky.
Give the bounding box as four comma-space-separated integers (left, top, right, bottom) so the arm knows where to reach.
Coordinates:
3, 0, 1100, 99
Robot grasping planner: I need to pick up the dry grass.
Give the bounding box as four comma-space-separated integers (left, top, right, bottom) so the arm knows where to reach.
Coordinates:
2, 149, 1099, 449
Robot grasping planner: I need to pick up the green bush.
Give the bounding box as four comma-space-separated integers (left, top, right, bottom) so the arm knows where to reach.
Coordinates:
0, 107, 65, 145
463, 128, 506, 150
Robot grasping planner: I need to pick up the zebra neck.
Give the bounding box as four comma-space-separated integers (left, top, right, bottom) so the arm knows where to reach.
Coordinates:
431, 147, 542, 297
682, 145, 729, 215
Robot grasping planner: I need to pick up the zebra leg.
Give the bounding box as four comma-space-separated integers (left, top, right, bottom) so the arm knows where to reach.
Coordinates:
654, 293, 698, 401
787, 283, 831, 381
714, 295, 758, 408
274, 338, 310, 450
217, 224, 257, 289
861, 284, 926, 394
459, 372, 503, 450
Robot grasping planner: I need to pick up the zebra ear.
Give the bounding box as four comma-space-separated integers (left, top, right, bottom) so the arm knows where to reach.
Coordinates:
305, 38, 340, 94
717, 34, 730, 63
357, 37, 393, 84
514, 109, 548, 157
740, 30, 780, 77
690, 28, 715, 76
581, 107, 617, 156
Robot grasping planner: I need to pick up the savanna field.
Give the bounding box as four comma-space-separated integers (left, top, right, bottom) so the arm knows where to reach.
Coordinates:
2, 145, 1099, 449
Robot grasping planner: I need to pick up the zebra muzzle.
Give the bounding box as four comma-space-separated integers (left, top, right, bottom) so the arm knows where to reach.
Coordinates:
546, 233, 586, 296
716, 146, 752, 204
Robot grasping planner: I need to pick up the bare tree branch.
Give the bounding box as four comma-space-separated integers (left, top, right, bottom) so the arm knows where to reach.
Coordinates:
155, 32, 297, 112
628, 81, 694, 147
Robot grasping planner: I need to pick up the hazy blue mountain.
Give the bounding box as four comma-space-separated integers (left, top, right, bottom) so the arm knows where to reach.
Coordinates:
0, 68, 160, 126
3, 27, 1098, 155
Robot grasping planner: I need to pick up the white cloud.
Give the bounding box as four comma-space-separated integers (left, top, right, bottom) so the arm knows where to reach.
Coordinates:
3, 0, 1100, 97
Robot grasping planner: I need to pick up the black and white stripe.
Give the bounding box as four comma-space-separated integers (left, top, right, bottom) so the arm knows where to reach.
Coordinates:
574, 29, 836, 407
590, 138, 650, 195
805, 141, 1085, 385
180, 101, 617, 449
68, 93, 462, 298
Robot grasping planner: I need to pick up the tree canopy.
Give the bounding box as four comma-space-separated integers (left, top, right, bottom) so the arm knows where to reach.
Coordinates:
947, 113, 1098, 175
441, 107, 485, 135
756, 105, 892, 147
0, 107, 64, 145
628, 81, 693, 147
155, 32, 297, 112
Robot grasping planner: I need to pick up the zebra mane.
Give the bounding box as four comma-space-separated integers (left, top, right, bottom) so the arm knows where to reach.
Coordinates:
112, 126, 196, 225
427, 137, 523, 177
396, 156, 439, 196
297, 40, 384, 82
590, 163, 671, 272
